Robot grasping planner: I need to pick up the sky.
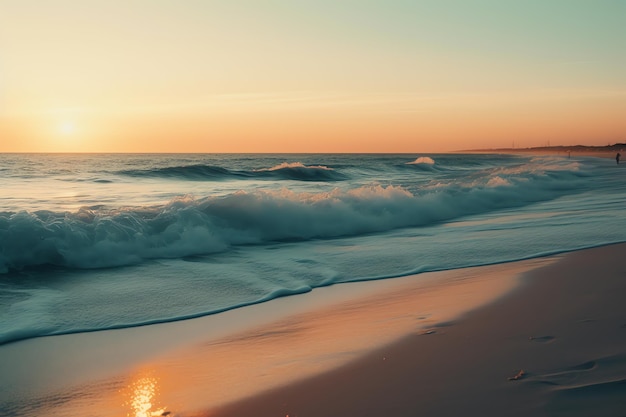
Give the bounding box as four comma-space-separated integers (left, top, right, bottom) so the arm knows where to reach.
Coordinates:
0, 0, 625, 153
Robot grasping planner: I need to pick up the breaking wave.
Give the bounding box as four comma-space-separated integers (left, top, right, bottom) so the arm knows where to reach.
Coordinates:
407, 156, 435, 165
119, 162, 346, 182
0, 163, 584, 273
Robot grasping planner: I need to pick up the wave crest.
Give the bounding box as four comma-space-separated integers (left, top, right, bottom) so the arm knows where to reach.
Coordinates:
0, 161, 583, 273
257, 162, 345, 181
119, 162, 346, 182
267, 162, 333, 171
407, 156, 435, 165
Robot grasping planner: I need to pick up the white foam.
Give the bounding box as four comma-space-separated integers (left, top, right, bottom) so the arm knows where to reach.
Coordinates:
266, 162, 333, 171
407, 156, 435, 165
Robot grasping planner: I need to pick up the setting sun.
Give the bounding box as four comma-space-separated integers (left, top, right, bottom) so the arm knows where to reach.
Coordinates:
0, 1, 624, 153
59, 121, 76, 136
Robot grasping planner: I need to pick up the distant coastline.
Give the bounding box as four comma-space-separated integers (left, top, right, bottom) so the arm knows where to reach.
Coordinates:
461, 143, 626, 158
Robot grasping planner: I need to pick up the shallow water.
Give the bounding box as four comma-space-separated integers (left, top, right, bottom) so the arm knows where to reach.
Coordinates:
1, 153, 625, 344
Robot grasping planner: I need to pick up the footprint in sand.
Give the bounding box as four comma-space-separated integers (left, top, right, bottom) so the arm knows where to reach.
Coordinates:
529, 335, 556, 343
525, 360, 597, 386
434, 320, 458, 328
417, 320, 459, 335
541, 357, 626, 415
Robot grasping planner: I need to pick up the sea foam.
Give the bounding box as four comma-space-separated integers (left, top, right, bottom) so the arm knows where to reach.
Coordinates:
407, 156, 435, 165
0, 161, 584, 273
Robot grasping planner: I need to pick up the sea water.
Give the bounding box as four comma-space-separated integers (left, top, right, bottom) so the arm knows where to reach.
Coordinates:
1, 153, 625, 345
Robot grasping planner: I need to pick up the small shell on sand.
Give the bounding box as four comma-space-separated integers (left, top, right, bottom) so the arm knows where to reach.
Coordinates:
508, 370, 526, 381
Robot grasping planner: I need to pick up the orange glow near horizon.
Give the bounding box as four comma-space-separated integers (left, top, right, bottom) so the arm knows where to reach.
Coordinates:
3, 91, 624, 153
1, 2, 625, 153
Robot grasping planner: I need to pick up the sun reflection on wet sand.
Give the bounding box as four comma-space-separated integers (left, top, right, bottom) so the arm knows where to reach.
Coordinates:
0, 258, 555, 417
124, 373, 168, 417
120, 259, 554, 415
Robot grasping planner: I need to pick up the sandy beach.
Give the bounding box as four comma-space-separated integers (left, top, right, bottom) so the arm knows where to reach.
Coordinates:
1, 243, 625, 416
206, 243, 626, 417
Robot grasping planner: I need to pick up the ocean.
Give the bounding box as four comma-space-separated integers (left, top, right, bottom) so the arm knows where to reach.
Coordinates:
1, 153, 625, 346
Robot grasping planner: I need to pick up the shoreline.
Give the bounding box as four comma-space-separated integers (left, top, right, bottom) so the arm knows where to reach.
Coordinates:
456, 143, 626, 159
459, 149, 623, 161
2, 244, 626, 416
1, 256, 552, 416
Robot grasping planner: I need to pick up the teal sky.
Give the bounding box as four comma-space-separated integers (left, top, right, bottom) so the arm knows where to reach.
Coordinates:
1, 0, 624, 152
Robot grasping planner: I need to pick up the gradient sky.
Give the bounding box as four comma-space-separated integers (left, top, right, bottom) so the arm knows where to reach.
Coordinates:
1, 0, 625, 153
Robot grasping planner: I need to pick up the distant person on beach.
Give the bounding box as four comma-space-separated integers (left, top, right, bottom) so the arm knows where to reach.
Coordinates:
617, 153, 621, 164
